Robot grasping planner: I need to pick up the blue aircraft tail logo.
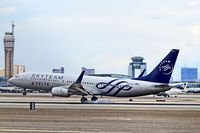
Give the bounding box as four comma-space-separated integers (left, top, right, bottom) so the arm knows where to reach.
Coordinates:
159, 60, 173, 75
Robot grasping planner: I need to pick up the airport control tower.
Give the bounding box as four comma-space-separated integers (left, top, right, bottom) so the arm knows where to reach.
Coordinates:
128, 56, 147, 79
3, 22, 15, 79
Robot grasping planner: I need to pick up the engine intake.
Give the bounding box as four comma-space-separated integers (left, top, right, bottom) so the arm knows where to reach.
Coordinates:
51, 87, 70, 97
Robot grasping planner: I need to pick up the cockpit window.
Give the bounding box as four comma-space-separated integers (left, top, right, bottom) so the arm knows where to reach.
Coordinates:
15, 75, 20, 78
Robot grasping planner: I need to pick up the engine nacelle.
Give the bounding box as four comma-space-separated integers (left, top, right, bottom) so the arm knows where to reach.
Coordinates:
51, 87, 70, 97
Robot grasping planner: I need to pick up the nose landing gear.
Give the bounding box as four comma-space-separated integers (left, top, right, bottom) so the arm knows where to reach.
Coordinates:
22, 88, 27, 96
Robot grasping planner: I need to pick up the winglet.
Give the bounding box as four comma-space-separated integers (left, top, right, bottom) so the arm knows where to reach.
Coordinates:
75, 71, 85, 83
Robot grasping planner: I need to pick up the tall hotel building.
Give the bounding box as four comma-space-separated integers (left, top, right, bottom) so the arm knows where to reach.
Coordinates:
3, 22, 15, 79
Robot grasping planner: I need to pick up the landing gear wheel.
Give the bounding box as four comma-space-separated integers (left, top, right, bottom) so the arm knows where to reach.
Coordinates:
91, 96, 98, 101
81, 97, 88, 103
22, 89, 27, 96
22, 91, 27, 96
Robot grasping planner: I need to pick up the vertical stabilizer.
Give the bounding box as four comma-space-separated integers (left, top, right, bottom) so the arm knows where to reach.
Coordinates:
137, 49, 179, 84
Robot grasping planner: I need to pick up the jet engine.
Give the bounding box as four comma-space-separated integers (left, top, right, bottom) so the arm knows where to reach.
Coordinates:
51, 87, 70, 97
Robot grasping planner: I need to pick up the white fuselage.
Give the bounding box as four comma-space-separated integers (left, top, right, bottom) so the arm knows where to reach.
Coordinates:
185, 87, 200, 93
165, 88, 186, 95
9, 72, 170, 97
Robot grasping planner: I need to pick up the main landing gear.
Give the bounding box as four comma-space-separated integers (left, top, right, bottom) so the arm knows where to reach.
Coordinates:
80, 96, 98, 103
81, 96, 88, 103
91, 96, 98, 101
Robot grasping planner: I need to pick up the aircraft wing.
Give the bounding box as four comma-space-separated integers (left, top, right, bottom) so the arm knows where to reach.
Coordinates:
67, 71, 91, 95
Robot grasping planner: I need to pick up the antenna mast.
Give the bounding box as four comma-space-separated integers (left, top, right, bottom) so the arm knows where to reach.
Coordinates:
12, 21, 15, 34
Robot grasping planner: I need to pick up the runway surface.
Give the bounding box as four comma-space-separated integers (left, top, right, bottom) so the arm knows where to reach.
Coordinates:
0, 93, 200, 133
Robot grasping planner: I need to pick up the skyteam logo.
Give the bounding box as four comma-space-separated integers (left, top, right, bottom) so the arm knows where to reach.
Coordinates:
96, 79, 132, 96
159, 60, 173, 75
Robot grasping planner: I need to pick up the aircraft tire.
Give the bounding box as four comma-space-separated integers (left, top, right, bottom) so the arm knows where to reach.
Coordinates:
22, 91, 27, 96
81, 97, 87, 103
91, 96, 98, 101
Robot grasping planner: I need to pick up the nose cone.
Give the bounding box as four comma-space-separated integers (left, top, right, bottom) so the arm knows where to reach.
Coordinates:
8, 77, 15, 84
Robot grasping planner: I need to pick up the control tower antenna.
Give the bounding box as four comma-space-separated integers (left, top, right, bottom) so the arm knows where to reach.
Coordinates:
12, 21, 15, 34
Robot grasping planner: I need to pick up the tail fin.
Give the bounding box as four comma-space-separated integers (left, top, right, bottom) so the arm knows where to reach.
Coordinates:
184, 82, 188, 89
176, 82, 188, 89
137, 49, 179, 84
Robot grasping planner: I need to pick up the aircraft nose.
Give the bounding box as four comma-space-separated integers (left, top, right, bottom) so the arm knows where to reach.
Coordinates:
8, 77, 14, 84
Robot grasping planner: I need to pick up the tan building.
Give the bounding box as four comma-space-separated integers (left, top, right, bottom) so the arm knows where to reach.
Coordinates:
13, 65, 25, 77
0, 69, 5, 77
0, 65, 25, 78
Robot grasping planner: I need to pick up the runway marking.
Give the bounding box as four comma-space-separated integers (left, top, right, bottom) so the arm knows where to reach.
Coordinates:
0, 128, 84, 133
0, 100, 200, 107
0, 128, 129, 133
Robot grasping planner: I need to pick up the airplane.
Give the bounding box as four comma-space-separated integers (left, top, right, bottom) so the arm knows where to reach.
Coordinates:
9, 49, 179, 103
157, 82, 188, 97
185, 87, 200, 94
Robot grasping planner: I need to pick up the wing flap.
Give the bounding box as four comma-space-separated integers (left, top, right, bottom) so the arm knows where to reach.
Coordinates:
69, 83, 89, 95
67, 71, 91, 95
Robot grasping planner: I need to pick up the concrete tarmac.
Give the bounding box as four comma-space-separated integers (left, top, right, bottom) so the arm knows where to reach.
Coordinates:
0, 93, 200, 133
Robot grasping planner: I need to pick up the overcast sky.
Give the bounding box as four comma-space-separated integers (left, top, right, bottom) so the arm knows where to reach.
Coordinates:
1, 0, 200, 80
